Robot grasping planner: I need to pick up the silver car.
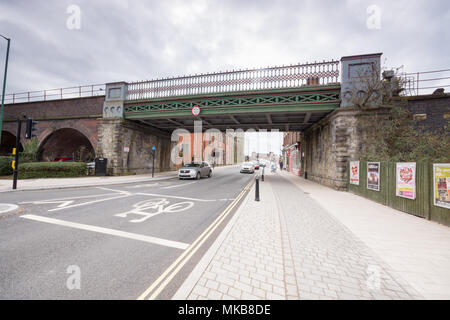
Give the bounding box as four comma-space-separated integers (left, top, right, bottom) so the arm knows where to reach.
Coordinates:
240, 162, 255, 174
178, 162, 212, 180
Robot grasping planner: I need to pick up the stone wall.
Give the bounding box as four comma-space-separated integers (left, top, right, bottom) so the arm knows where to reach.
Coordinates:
302, 108, 368, 190
97, 119, 173, 175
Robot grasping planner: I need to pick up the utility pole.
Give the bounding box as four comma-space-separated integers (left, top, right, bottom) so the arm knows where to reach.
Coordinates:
0, 35, 11, 143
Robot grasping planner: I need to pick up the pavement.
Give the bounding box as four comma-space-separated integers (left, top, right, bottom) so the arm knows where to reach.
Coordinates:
0, 170, 179, 192
174, 169, 450, 300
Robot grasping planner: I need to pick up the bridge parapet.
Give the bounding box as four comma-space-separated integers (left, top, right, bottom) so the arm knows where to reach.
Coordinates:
126, 60, 340, 101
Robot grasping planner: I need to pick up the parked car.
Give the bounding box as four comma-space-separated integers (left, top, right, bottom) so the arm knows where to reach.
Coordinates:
178, 162, 212, 180
53, 156, 73, 162
240, 162, 255, 174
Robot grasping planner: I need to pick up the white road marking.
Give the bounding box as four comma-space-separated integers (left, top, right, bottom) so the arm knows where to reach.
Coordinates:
0, 203, 19, 214
115, 198, 194, 223
19, 193, 119, 204
48, 195, 130, 212
96, 187, 132, 195
125, 183, 160, 189
162, 181, 198, 189
136, 193, 216, 202
20, 214, 189, 250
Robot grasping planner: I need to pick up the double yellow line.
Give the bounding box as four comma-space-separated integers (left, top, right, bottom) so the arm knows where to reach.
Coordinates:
137, 178, 254, 300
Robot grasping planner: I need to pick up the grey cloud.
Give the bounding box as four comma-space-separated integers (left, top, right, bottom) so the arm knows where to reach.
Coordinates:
0, 0, 449, 94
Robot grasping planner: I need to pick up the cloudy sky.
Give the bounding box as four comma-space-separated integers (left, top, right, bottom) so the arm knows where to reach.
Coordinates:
0, 0, 449, 153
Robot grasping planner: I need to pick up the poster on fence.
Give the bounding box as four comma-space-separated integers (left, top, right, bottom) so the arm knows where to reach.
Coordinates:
396, 162, 416, 200
433, 163, 450, 209
367, 162, 380, 191
350, 161, 360, 185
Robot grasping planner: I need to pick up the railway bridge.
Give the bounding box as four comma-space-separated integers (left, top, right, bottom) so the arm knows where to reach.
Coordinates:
2, 53, 385, 189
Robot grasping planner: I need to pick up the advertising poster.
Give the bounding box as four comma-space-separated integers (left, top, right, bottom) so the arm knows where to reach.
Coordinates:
433, 164, 450, 209
349, 161, 360, 185
396, 163, 416, 200
367, 162, 380, 191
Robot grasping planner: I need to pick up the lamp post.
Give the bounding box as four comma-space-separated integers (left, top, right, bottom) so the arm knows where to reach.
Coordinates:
0, 34, 10, 144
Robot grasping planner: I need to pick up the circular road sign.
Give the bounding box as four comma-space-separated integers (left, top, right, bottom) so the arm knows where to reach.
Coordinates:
191, 105, 201, 117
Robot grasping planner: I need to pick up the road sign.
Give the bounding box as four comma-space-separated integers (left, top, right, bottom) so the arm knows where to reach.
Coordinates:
124, 146, 129, 152
191, 105, 201, 116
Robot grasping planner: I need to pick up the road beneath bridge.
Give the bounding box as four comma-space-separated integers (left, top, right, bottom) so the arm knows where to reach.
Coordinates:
0, 166, 253, 299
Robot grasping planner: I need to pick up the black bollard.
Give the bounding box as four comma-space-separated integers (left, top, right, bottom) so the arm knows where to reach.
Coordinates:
255, 176, 260, 201
261, 167, 264, 181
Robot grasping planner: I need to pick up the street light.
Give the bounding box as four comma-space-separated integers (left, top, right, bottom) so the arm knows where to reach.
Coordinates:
0, 34, 11, 144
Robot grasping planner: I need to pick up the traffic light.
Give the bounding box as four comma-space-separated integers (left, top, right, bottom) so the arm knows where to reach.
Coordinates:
25, 118, 38, 139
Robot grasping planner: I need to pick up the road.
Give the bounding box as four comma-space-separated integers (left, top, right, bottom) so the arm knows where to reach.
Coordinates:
0, 165, 254, 299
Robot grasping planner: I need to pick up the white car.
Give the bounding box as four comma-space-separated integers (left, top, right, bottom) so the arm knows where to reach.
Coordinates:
240, 162, 255, 174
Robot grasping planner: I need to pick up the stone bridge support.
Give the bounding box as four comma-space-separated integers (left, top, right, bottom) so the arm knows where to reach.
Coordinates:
97, 118, 174, 175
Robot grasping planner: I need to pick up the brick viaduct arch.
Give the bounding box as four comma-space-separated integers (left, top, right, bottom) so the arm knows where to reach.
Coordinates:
1, 119, 98, 160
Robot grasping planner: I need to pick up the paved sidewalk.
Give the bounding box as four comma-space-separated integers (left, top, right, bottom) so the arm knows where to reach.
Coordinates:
174, 170, 450, 300
0, 171, 178, 192
0, 165, 237, 192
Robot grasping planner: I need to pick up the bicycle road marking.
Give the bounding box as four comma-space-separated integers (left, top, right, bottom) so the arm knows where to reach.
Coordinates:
20, 214, 189, 250
115, 198, 195, 223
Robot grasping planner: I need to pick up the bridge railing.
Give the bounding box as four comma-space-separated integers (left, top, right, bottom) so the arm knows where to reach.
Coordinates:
400, 69, 450, 96
126, 60, 340, 100
1, 84, 105, 104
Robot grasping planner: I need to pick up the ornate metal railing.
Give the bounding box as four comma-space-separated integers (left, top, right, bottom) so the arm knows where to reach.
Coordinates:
126, 60, 340, 100
1, 84, 105, 104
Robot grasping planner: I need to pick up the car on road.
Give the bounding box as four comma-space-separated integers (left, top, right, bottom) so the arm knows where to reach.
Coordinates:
53, 156, 73, 162
178, 161, 212, 180
253, 161, 260, 170
240, 162, 255, 174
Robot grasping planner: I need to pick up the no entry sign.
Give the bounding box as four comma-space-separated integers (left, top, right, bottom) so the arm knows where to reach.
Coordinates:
191, 105, 201, 116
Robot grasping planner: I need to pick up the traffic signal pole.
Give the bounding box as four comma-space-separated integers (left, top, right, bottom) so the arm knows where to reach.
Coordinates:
12, 119, 21, 190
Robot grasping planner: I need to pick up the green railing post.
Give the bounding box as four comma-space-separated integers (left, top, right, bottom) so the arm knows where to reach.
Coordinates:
0, 35, 11, 144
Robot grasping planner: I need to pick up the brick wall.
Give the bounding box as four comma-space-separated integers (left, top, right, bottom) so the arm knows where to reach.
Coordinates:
3, 96, 104, 120
404, 94, 450, 130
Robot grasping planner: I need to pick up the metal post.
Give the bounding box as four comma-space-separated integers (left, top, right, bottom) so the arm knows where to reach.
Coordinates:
0, 36, 10, 144
416, 72, 419, 96
262, 166, 264, 181
152, 150, 155, 178
12, 120, 21, 190
255, 176, 260, 201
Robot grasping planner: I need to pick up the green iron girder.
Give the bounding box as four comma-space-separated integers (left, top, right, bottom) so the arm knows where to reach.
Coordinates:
124, 90, 340, 119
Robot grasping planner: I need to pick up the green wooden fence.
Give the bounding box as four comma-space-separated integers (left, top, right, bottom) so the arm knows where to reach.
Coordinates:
348, 161, 449, 226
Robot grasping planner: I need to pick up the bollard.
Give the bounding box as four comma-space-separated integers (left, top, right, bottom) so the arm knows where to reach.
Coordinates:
261, 167, 264, 181
255, 176, 260, 201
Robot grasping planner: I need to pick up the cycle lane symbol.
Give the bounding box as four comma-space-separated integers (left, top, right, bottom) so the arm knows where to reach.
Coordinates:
114, 198, 194, 223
